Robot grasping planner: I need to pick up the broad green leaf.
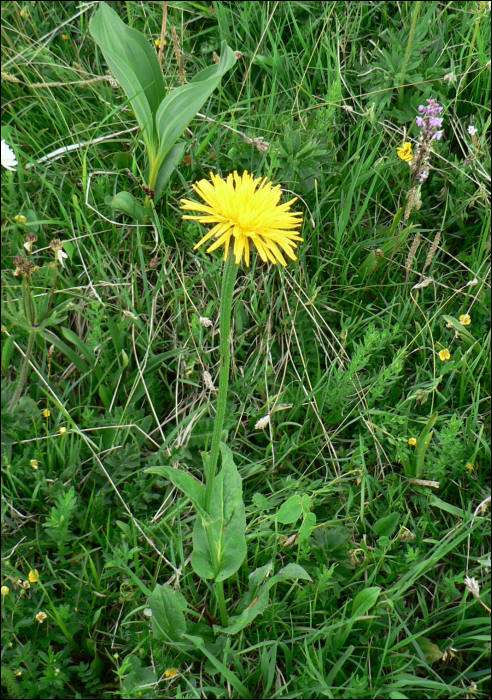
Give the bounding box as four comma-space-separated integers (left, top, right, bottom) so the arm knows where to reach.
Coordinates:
113, 152, 134, 170
107, 191, 149, 222
248, 562, 274, 588
416, 637, 444, 664
351, 585, 382, 617
191, 443, 246, 582
277, 495, 303, 524
373, 512, 400, 538
90, 4, 165, 149
148, 585, 187, 641
272, 563, 312, 584
145, 465, 207, 520
218, 583, 270, 635
155, 41, 236, 163
154, 142, 185, 200
298, 512, 317, 544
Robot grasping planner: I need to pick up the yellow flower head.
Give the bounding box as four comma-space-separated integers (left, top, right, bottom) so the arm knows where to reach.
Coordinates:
59, 426, 67, 435
35, 611, 48, 623
43, 409, 51, 418
30, 460, 38, 470
466, 463, 474, 471
408, 437, 417, 447
1, 585, 9, 596
61, 34, 69, 41
439, 348, 451, 362
459, 314, 471, 326
165, 669, 178, 678
155, 39, 166, 47
181, 171, 303, 267
22, 580, 30, 590
397, 142, 413, 162
14, 215, 27, 224
28, 570, 39, 584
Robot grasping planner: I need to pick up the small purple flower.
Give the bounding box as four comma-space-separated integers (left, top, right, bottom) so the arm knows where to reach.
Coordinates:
416, 116, 425, 127
432, 130, 443, 141
419, 169, 429, 183
429, 117, 443, 128
418, 105, 426, 113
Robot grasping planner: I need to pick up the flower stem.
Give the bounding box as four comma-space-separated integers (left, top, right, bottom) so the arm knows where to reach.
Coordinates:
204, 248, 238, 512
9, 329, 35, 411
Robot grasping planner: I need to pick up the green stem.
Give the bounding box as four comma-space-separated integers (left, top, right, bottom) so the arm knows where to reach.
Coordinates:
215, 580, 228, 627
399, 1, 421, 107
9, 329, 35, 411
204, 248, 238, 512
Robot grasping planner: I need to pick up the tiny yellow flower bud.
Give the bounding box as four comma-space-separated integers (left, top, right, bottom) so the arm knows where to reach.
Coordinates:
14, 215, 27, 224
439, 349, 451, 362
1, 585, 9, 596
165, 669, 178, 678
408, 438, 417, 447
43, 409, 51, 418
14, 670, 22, 677
22, 580, 30, 590
59, 426, 67, 435
28, 570, 39, 583
466, 463, 474, 472
35, 611, 48, 623
30, 459, 38, 470
61, 34, 69, 41
459, 314, 471, 326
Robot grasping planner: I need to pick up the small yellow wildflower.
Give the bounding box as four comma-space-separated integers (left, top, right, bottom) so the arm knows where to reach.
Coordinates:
155, 39, 166, 47
43, 409, 51, 418
59, 426, 67, 435
35, 611, 48, 623
30, 459, 38, 470
181, 171, 303, 267
1, 585, 9, 596
165, 669, 179, 678
439, 349, 451, 362
14, 215, 27, 224
408, 438, 417, 447
459, 314, 471, 326
466, 463, 474, 472
22, 580, 30, 590
397, 142, 413, 162
28, 570, 39, 584
61, 34, 69, 41
14, 670, 22, 677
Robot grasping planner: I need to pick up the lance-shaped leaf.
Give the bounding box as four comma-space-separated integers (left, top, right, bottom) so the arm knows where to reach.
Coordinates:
192, 443, 246, 582
155, 41, 236, 163
90, 3, 165, 150
145, 465, 208, 522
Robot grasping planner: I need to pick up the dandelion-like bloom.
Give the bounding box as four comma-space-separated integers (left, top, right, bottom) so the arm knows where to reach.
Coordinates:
459, 314, 471, 326
181, 171, 303, 267
1, 139, 18, 171
439, 349, 451, 362
35, 611, 48, 623
408, 437, 417, 447
397, 142, 413, 162
28, 570, 39, 584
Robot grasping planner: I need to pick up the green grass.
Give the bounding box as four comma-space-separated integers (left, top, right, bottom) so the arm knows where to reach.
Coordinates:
1, 1, 490, 698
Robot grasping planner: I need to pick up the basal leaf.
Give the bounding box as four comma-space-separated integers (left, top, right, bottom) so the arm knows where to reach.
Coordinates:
90, 4, 165, 149
148, 585, 187, 641
277, 495, 303, 524
145, 465, 206, 520
155, 41, 236, 163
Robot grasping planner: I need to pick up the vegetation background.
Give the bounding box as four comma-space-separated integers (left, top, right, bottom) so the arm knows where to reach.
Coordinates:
1, 1, 490, 698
